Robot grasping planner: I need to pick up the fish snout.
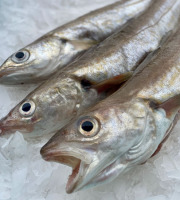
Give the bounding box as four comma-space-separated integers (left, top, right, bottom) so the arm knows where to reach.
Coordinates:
40, 127, 70, 159
0, 68, 8, 81
0, 118, 13, 136
0, 125, 6, 136
40, 139, 59, 161
0, 115, 33, 136
0, 61, 13, 77
0, 122, 17, 136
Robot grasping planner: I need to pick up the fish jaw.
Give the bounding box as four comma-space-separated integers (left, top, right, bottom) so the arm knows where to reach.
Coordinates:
0, 114, 34, 136
40, 137, 92, 193
41, 140, 117, 193
41, 137, 130, 194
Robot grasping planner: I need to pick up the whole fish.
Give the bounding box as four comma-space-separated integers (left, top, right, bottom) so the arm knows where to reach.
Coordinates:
40, 25, 180, 193
0, 0, 153, 85
0, 0, 180, 137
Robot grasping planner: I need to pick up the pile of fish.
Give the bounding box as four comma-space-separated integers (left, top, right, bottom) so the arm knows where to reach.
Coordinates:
0, 0, 180, 194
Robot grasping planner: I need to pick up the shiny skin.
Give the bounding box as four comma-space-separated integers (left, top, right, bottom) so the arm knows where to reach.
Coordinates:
0, 0, 153, 85
41, 25, 180, 193
0, 0, 180, 138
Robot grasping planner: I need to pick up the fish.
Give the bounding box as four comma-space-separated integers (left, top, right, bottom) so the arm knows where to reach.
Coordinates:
0, 0, 153, 85
0, 0, 180, 137
40, 25, 180, 194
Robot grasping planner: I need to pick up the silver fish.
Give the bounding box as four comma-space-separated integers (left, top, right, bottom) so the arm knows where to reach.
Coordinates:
0, 0, 153, 85
0, 0, 179, 137
40, 25, 180, 193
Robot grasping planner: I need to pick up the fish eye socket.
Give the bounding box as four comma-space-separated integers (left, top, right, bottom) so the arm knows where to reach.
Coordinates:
19, 100, 36, 117
12, 50, 30, 63
78, 117, 99, 137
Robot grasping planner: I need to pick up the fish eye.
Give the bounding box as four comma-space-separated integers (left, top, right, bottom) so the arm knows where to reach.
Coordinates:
78, 117, 99, 137
12, 50, 30, 63
19, 100, 36, 117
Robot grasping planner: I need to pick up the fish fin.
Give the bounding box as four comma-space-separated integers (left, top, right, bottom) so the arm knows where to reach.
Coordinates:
148, 94, 180, 118
134, 31, 173, 77
69, 39, 98, 51
92, 72, 133, 93
151, 113, 179, 158
158, 95, 180, 118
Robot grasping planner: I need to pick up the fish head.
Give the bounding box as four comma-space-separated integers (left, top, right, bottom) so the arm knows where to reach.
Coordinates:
41, 98, 156, 193
0, 99, 40, 136
0, 36, 72, 84
0, 94, 51, 137
0, 73, 99, 137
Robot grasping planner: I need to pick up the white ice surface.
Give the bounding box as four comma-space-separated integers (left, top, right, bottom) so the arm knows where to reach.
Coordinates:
0, 0, 180, 200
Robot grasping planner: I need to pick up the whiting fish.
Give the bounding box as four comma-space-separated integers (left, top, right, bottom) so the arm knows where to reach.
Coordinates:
41, 25, 180, 193
0, 0, 152, 85
0, 0, 179, 137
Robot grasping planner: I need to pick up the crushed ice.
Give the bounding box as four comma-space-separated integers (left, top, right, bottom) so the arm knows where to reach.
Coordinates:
0, 0, 180, 199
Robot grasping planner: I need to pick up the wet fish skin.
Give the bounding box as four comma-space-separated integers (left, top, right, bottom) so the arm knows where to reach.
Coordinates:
0, 0, 180, 137
41, 26, 180, 193
0, 0, 153, 85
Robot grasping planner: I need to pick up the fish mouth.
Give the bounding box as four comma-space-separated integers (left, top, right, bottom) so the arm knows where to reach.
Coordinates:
0, 66, 18, 77
0, 121, 34, 136
0, 68, 21, 84
41, 148, 87, 193
0, 69, 10, 80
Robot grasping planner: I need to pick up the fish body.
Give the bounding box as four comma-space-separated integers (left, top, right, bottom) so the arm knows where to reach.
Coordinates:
0, 0, 180, 137
41, 25, 180, 193
0, 0, 153, 84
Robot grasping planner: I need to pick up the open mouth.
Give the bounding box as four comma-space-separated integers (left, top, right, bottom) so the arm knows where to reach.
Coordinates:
41, 150, 84, 193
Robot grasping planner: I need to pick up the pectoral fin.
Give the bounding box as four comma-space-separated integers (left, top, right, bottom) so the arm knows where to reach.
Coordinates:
149, 95, 180, 158
93, 72, 133, 93
149, 94, 180, 118
151, 110, 180, 158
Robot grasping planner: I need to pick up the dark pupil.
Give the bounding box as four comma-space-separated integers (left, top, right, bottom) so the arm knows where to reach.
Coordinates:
81, 121, 93, 132
22, 103, 31, 112
15, 52, 25, 59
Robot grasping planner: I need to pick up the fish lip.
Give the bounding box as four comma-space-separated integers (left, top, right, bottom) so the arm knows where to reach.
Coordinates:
0, 69, 9, 79
0, 122, 34, 136
0, 59, 36, 83
0, 67, 19, 83
41, 149, 88, 193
